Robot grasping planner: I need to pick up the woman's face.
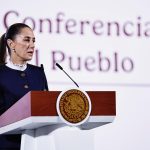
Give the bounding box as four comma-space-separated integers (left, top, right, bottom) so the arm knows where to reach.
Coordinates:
12, 27, 35, 62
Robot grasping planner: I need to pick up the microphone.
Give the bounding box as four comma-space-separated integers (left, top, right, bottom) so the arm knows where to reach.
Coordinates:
55, 63, 79, 88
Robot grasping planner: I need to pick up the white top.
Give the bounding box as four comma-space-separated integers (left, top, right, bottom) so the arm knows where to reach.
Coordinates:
6, 59, 27, 71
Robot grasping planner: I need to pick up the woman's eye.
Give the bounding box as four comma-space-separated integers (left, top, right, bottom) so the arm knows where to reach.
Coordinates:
24, 39, 35, 43
24, 39, 30, 42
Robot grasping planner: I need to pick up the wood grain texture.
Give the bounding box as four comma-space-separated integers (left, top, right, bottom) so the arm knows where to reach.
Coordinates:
0, 91, 116, 127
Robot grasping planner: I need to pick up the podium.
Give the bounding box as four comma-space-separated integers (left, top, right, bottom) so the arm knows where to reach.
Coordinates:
0, 91, 116, 150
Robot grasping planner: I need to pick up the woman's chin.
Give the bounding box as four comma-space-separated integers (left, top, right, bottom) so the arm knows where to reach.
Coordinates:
25, 57, 33, 61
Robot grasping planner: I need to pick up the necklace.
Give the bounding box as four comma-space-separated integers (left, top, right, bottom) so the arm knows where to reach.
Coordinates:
13, 63, 26, 68
6, 59, 27, 71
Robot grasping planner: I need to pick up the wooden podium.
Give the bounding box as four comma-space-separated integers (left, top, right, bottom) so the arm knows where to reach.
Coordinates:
0, 91, 116, 150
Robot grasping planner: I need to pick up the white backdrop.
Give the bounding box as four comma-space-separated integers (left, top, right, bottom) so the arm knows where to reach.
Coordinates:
0, 0, 150, 150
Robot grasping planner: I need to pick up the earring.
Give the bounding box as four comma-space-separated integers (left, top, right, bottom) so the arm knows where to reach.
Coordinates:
12, 49, 16, 52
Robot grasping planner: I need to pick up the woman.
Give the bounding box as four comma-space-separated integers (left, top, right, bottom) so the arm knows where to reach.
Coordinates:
0, 23, 48, 150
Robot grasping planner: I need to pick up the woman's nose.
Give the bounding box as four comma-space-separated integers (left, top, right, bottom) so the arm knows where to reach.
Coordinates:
30, 40, 35, 48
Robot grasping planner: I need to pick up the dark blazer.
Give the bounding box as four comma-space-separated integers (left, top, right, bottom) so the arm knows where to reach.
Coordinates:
0, 64, 48, 149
